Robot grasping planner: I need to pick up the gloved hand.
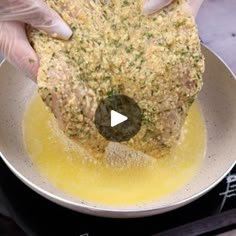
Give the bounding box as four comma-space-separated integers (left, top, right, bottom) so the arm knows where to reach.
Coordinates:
0, 0, 72, 81
143, 0, 204, 17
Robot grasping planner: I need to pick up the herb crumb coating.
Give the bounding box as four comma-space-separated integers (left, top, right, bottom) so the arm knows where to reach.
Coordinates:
28, 0, 204, 157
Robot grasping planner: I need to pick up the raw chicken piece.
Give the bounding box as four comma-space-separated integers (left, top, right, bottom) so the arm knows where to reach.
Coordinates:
28, 0, 204, 157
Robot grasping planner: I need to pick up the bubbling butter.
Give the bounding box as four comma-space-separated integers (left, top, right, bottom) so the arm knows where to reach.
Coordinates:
23, 95, 206, 206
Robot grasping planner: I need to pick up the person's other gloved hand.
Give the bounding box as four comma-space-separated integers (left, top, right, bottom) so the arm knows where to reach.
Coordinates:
143, 0, 204, 18
0, 0, 72, 81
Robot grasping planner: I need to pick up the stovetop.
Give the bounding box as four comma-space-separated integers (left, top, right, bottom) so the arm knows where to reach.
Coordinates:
0, 158, 235, 236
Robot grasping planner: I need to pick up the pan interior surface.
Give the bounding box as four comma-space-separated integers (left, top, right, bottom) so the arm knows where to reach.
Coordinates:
0, 46, 235, 217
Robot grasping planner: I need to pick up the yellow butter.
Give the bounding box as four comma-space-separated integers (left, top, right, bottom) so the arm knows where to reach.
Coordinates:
23, 95, 206, 206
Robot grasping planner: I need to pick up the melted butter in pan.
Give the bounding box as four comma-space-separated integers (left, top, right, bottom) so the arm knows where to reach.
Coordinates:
23, 95, 206, 206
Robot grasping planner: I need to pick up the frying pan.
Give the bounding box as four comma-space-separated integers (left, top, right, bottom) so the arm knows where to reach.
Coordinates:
0, 45, 235, 218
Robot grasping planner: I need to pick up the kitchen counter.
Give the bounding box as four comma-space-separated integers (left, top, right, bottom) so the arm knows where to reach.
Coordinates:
197, 0, 236, 75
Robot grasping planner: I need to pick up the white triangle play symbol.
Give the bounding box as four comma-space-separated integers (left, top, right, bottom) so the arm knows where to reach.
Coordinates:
110, 110, 128, 127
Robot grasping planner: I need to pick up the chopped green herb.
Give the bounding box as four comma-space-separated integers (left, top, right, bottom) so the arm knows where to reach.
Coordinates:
106, 88, 116, 97
122, 0, 129, 7
143, 32, 153, 39
125, 45, 133, 53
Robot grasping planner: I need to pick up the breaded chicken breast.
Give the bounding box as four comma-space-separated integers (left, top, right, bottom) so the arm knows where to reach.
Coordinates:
28, 0, 204, 157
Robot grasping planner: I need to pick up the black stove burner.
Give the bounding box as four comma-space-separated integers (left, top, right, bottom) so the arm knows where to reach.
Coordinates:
0, 158, 235, 236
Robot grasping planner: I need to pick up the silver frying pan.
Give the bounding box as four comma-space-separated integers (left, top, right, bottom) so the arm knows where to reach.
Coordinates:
0, 45, 235, 218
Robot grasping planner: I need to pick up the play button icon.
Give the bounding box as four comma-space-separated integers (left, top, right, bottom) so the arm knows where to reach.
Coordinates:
95, 95, 142, 142
111, 110, 128, 127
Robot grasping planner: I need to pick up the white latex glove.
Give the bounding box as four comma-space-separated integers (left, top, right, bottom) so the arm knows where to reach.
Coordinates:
143, 0, 205, 18
0, 0, 72, 81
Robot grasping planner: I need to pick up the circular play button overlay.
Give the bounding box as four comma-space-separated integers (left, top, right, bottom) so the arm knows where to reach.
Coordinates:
95, 95, 142, 142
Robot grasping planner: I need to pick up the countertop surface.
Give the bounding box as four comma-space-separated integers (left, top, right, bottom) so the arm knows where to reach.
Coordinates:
1, 0, 236, 76
197, 0, 236, 75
